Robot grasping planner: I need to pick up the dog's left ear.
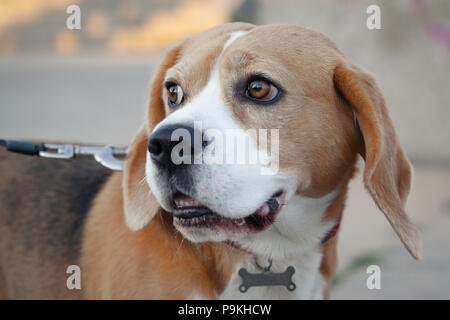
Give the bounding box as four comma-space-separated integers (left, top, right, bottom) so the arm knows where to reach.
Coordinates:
334, 62, 422, 260
122, 125, 160, 231
123, 42, 184, 231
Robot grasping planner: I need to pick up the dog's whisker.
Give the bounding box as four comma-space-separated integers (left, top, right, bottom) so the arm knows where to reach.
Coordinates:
175, 236, 186, 255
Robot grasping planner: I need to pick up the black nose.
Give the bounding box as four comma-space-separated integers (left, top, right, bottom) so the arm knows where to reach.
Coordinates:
148, 124, 199, 168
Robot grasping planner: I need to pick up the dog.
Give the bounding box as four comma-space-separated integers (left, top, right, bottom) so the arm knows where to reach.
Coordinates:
0, 23, 421, 299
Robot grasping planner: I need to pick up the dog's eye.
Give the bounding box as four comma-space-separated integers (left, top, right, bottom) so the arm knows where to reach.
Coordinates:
167, 84, 184, 107
246, 80, 278, 102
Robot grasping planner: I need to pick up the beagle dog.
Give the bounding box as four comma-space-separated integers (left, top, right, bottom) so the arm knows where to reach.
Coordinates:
0, 23, 421, 299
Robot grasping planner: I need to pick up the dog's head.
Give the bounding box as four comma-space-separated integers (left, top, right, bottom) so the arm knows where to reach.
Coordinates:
123, 23, 421, 260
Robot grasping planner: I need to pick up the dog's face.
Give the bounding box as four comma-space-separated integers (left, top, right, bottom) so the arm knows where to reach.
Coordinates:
124, 23, 421, 260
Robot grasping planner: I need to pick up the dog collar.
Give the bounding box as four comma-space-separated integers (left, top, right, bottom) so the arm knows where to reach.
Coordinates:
320, 218, 341, 244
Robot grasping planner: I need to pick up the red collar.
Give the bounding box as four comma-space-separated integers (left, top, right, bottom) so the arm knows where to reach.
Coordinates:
320, 218, 341, 244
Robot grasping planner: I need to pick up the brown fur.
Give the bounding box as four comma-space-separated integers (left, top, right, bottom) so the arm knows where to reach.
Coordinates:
82, 173, 237, 299
334, 63, 421, 259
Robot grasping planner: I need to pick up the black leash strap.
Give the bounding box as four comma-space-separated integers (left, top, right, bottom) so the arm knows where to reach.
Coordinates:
0, 139, 45, 156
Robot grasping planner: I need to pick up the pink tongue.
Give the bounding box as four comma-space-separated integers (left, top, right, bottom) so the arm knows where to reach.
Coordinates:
256, 203, 270, 216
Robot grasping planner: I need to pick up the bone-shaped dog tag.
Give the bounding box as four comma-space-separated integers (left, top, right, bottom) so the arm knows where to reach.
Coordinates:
238, 266, 296, 293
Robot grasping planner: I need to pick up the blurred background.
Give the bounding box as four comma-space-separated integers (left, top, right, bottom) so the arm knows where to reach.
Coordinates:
0, 0, 449, 299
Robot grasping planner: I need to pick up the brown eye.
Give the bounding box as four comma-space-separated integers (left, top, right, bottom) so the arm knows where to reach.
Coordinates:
246, 79, 279, 102
167, 84, 184, 107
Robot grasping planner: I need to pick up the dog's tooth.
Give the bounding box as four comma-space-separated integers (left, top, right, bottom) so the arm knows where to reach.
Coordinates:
236, 218, 246, 226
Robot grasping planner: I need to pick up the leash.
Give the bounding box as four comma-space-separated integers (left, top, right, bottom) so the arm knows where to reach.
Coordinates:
0, 139, 127, 171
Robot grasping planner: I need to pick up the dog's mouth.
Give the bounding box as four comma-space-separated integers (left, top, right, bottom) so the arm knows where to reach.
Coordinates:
172, 190, 286, 233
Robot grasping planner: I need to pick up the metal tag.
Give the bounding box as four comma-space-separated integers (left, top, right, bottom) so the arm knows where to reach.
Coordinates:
238, 266, 296, 293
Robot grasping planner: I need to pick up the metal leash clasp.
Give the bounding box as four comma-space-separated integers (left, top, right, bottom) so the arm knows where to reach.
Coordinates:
39, 144, 127, 171
39, 144, 75, 159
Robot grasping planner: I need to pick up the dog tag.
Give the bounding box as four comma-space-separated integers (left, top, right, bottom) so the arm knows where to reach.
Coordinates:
238, 266, 296, 293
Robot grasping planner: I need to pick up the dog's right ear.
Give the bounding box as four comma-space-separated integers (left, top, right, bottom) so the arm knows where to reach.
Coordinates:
334, 62, 422, 260
123, 43, 184, 231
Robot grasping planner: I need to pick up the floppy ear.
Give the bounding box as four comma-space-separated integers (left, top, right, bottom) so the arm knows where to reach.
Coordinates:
334, 62, 422, 260
123, 43, 183, 231
123, 125, 158, 231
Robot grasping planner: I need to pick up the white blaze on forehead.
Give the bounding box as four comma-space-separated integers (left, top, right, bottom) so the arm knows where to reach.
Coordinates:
223, 31, 248, 50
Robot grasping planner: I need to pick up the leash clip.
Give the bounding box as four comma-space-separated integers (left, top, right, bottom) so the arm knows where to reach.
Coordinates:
39, 144, 74, 159
39, 144, 127, 171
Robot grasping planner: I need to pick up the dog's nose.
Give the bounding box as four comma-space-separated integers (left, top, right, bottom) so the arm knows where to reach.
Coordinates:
148, 124, 199, 167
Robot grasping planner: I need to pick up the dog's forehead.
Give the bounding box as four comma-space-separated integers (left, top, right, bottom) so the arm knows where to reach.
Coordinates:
166, 24, 341, 92
164, 23, 254, 84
